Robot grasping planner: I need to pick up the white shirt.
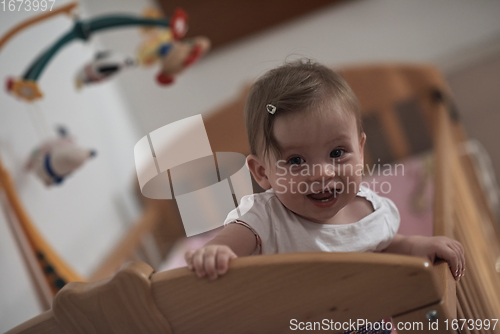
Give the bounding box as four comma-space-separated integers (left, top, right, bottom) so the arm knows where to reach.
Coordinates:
224, 186, 400, 254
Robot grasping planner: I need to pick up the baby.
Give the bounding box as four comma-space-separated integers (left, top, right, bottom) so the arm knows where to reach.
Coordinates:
185, 60, 465, 287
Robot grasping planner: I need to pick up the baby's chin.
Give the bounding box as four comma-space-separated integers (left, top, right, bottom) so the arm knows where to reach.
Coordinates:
275, 194, 342, 223
291, 207, 342, 224
301, 213, 339, 224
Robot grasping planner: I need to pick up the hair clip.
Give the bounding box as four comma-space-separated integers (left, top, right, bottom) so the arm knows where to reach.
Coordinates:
266, 104, 277, 114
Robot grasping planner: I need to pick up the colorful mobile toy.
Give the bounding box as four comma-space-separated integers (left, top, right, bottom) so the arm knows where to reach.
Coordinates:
1, 3, 209, 101
0, 2, 211, 186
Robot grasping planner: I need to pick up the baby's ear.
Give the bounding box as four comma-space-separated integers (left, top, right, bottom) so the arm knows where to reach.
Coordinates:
246, 154, 271, 190
359, 132, 366, 150
359, 132, 366, 152
359, 132, 366, 165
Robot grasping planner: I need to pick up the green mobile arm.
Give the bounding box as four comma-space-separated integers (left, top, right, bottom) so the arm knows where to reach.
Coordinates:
23, 16, 169, 81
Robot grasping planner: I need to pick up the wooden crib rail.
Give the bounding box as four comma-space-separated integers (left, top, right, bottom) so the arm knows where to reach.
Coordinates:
432, 92, 500, 333
7, 254, 452, 334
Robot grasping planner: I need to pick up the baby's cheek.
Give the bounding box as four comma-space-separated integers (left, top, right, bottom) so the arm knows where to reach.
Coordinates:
272, 175, 290, 195
347, 179, 359, 196
338, 166, 360, 194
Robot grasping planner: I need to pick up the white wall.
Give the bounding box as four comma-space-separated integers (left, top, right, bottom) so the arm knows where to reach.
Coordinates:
83, 0, 500, 134
0, 1, 142, 331
1, 0, 500, 331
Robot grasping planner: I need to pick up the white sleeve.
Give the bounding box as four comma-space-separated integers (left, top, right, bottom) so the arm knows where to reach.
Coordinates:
375, 196, 401, 251
224, 193, 274, 254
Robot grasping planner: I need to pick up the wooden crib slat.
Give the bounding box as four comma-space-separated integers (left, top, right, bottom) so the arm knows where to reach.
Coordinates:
465, 259, 490, 323
457, 284, 481, 334
456, 217, 500, 333
461, 277, 485, 334
453, 162, 500, 320
433, 93, 500, 333
457, 138, 500, 251
432, 102, 455, 238
455, 216, 496, 323
454, 217, 489, 320
454, 124, 500, 230
458, 301, 473, 334
89, 203, 162, 281
378, 105, 411, 160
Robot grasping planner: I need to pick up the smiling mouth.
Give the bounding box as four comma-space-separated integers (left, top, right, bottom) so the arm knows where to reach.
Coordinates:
307, 189, 338, 202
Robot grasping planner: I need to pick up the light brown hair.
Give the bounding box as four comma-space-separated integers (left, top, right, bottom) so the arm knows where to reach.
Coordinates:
245, 59, 362, 161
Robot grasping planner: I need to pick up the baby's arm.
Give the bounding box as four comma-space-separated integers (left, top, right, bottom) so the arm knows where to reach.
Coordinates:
381, 234, 465, 281
184, 223, 257, 280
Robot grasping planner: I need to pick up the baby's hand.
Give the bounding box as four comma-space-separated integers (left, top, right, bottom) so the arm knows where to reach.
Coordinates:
410, 236, 465, 281
184, 245, 237, 280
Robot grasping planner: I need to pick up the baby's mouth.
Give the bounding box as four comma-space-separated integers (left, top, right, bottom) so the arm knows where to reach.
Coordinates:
307, 189, 338, 202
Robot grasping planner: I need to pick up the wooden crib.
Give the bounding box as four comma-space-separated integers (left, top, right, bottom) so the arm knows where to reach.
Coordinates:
6, 64, 500, 333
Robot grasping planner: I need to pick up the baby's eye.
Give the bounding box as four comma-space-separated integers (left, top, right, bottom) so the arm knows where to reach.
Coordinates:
288, 156, 305, 165
330, 149, 345, 159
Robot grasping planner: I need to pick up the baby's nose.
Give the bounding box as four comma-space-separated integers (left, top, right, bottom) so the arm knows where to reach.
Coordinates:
311, 162, 336, 179
324, 164, 336, 177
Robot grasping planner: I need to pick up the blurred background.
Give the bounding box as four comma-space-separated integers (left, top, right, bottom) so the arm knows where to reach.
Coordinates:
1, 0, 500, 331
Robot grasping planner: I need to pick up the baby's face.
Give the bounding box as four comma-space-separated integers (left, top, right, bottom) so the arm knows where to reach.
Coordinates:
265, 107, 365, 224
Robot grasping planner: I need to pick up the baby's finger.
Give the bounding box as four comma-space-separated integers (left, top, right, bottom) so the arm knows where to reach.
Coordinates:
454, 240, 465, 257
437, 246, 460, 280
455, 241, 466, 276
203, 248, 218, 280
192, 249, 207, 278
216, 251, 234, 275
184, 250, 195, 270
450, 243, 465, 278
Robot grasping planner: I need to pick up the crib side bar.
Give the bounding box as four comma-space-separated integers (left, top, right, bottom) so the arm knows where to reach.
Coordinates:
5, 311, 63, 334
6, 253, 448, 334
6, 262, 173, 334
151, 252, 443, 334
432, 100, 455, 238
88, 202, 161, 281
